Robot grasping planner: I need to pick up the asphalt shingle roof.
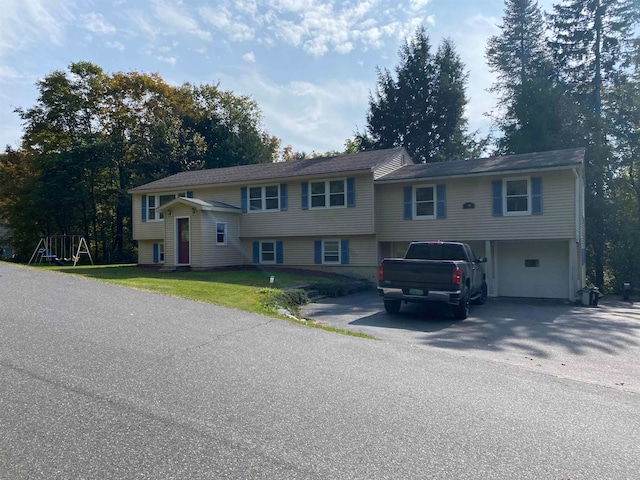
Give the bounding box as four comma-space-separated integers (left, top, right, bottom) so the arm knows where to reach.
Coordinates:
129, 146, 585, 193
376, 147, 585, 182
129, 147, 407, 192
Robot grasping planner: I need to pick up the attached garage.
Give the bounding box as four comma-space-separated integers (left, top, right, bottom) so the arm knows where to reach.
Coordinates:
496, 241, 570, 299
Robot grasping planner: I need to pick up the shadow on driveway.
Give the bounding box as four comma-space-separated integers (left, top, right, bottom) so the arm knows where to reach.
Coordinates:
301, 290, 640, 391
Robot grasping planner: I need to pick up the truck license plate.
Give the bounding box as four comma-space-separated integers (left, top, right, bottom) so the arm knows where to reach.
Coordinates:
409, 289, 424, 296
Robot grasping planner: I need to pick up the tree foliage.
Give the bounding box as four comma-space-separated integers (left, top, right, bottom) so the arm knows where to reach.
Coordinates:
1, 62, 280, 262
486, 0, 581, 154
365, 26, 477, 163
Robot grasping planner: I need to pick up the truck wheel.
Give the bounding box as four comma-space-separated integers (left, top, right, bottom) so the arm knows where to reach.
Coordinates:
472, 282, 488, 305
384, 299, 401, 314
453, 293, 469, 320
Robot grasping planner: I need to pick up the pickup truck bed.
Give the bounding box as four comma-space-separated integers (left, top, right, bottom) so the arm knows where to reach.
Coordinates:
378, 242, 487, 319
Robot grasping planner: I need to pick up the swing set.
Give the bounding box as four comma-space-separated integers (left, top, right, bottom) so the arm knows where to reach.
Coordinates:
28, 235, 94, 266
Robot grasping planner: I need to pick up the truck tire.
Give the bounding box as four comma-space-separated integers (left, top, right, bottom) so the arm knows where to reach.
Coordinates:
453, 292, 469, 320
472, 282, 488, 305
384, 299, 401, 314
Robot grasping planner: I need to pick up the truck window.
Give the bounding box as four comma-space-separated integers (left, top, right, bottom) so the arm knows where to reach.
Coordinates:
405, 243, 467, 261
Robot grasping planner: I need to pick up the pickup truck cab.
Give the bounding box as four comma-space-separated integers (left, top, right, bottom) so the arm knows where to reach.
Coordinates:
378, 241, 487, 319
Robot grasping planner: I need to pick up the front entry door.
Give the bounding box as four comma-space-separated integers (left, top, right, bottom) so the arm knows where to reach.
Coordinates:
177, 217, 190, 265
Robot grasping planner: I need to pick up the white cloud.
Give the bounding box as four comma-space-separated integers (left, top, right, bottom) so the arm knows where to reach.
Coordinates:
242, 51, 256, 63
157, 55, 177, 65
152, 0, 211, 41
0, 65, 20, 82
81, 12, 116, 34
106, 40, 125, 51
216, 70, 370, 152
199, 6, 254, 42
0, 0, 73, 57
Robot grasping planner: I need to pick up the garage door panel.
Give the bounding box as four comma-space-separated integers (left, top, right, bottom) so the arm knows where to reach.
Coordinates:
499, 242, 569, 299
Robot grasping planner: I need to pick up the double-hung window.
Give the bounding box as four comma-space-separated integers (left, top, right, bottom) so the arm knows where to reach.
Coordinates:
414, 185, 435, 218
260, 241, 276, 263
249, 185, 280, 211
252, 240, 283, 264
492, 177, 541, 216
311, 179, 345, 208
314, 239, 349, 265
145, 193, 186, 221
216, 222, 227, 245
153, 242, 164, 263
322, 240, 340, 264
505, 178, 530, 215
404, 184, 446, 220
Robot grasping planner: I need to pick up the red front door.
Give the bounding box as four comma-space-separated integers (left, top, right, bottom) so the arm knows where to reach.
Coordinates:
177, 218, 190, 265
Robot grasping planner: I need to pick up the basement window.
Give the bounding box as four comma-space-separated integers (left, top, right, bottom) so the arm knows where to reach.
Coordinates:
525, 259, 540, 268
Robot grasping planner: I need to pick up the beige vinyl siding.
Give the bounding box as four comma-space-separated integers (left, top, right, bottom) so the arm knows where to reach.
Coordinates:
240, 235, 378, 281
131, 194, 166, 240
163, 213, 176, 267
138, 240, 157, 265
375, 170, 577, 242
373, 150, 410, 179
200, 211, 245, 267
240, 173, 375, 237
190, 210, 202, 268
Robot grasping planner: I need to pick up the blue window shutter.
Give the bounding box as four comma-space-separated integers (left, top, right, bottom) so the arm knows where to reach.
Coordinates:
153, 243, 159, 263
436, 184, 446, 219
403, 186, 413, 220
141, 195, 147, 222
347, 177, 355, 207
280, 184, 288, 211
531, 177, 542, 214
253, 241, 259, 263
314, 240, 322, 264
492, 180, 503, 216
187, 191, 193, 198
241, 187, 248, 213
276, 241, 283, 264
301, 182, 309, 210
340, 240, 349, 264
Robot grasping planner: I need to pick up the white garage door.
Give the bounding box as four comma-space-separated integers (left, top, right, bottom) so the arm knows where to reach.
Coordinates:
498, 241, 569, 299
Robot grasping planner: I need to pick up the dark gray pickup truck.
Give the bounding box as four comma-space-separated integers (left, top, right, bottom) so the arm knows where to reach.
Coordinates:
377, 241, 488, 319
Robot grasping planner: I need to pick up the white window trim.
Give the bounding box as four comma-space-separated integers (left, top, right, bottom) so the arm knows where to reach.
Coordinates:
159, 242, 165, 262
310, 178, 347, 210
322, 240, 341, 265
216, 222, 227, 246
503, 177, 531, 216
413, 184, 436, 220
260, 240, 277, 264
146, 193, 186, 222
249, 185, 280, 212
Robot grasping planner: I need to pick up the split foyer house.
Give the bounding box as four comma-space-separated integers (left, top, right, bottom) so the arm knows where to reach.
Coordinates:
129, 146, 586, 301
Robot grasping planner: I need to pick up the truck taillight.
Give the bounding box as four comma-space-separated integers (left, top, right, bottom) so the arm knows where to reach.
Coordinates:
452, 266, 461, 285
378, 264, 384, 281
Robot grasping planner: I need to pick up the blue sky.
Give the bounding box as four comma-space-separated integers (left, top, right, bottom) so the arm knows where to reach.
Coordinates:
1, 0, 555, 156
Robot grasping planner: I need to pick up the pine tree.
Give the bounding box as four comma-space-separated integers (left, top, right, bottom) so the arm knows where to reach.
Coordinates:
486, 0, 573, 154
549, 0, 640, 287
366, 26, 473, 163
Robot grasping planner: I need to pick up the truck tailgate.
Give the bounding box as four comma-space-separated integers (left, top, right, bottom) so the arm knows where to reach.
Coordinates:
380, 259, 458, 290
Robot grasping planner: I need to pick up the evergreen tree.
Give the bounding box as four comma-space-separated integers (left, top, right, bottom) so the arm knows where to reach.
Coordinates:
548, 0, 640, 287
486, 0, 574, 154
366, 26, 473, 163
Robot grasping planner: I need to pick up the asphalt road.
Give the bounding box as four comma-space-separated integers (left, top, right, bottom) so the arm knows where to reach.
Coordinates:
1, 262, 639, 479
302, 290, 640, 394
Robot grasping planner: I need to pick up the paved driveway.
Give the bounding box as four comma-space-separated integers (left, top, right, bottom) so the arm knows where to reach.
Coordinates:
301, 290, 640, 393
